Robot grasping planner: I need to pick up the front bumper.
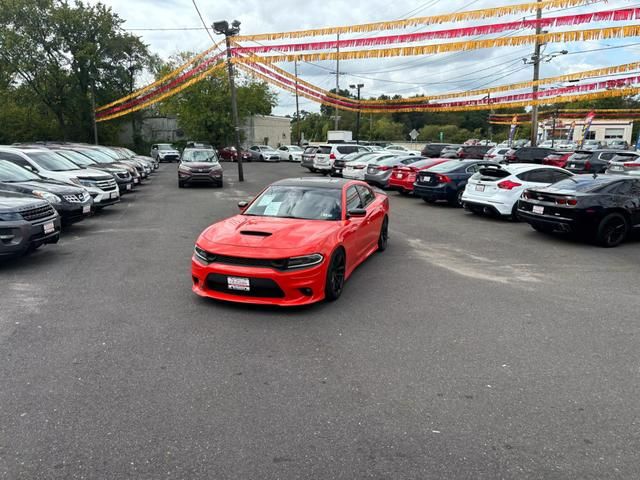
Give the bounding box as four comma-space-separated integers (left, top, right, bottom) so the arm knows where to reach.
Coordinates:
191, 257, 327, 306
179, 171, 223, 186
0, 214, 61, 258
55, 201, 93, 224
85, 186, 120, 208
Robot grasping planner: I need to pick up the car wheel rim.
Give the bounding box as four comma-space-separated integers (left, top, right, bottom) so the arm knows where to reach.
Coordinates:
330, 253, 345, 296
457, 190, 464, 206
604, 218, 625, 245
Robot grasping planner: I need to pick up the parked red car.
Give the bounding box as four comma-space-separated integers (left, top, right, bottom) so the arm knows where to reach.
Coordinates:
542, 152, 572, 168
192, 178, 390, 306
387, 158, 449, 194
218, 146, 252, 162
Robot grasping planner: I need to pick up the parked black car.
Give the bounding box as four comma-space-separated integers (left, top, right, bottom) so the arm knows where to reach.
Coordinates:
0, 160, 92, 225
518, 175, 640, 247
421, 143, 451, 158
364, 155, 420, 188
0, 190, 61, 258
504, 147, 556, 164
178, 148, 223, 188
456, 145, 492, 159
413, 160, 499, 206
564, 150, 618, 174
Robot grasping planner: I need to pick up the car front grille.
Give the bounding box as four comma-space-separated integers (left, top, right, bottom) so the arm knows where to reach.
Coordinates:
95, 178, 117, 191
205, 273, 285, 298
18, 203, 56, 222
63, 192, 90, 203
199, 250, 286, 269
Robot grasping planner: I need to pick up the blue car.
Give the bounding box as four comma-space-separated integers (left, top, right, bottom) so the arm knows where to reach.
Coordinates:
413, 160, 499, 207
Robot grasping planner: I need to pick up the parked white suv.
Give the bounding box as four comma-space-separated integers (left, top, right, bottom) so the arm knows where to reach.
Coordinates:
312, 144, 369, 174
0, 147, 120, 209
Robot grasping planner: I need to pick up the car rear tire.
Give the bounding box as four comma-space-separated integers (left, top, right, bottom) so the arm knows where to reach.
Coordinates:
378, 216, 389, 252
451, 189, 464, 208
325, 249, 346, 302
596, 213, 628, 247
509, 203, 521, 222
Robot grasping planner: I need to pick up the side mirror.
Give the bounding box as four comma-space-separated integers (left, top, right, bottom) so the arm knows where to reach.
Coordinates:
24, 164, 38, 173
347, 208, 366, 218
238, 201, 249, 210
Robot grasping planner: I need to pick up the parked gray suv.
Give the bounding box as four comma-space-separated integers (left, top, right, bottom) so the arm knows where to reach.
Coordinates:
0, 191, 61, 258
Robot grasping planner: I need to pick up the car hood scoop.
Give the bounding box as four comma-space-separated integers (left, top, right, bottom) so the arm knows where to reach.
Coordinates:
240, 230, 272, 237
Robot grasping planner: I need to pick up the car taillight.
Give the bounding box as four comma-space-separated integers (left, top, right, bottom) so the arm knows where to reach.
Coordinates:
521, 190, 530, 199
329, 153, 336, 160
378, 165, 391, 171
584, 161, 592, 170
567, 198, 578, 206
458, 152, 467, 158
556, 197, 567, 205
624, 162, 640, 168
497, 180, 522, 190
436, 174, 451, 183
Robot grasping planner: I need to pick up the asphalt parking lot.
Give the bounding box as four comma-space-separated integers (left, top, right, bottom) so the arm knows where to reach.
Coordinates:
1, 162, 639, 479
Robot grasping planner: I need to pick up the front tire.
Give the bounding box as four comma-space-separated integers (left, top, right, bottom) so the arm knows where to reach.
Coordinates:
324, 249, 346, 302
596, 213, 628, 247
178, 181, 185, 188
259, 155, 264, 162
289, 155, 293, 161
378, 216, 389, 252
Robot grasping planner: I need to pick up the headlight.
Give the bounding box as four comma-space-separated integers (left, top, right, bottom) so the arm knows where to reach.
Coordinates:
79, 179, 96, 187
283, 254, 324, 270
179, 165, 192, 172
0, 212, 22, 221
194, 245, 211, 263
32, 190, 61, 203
70, 177, 81, 185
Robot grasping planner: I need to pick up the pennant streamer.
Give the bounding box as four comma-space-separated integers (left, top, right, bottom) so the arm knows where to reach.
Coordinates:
234, 26, 640, 64
96, 42, 223, 112
232, 8, 640, 54
235, 0, 590, 41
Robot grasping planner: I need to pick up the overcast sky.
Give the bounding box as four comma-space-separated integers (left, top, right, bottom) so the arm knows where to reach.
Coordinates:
93, 0, 640, 115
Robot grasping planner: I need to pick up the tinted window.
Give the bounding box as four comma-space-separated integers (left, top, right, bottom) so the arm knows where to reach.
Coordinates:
337, 146, 358, 154
346, 186, 364, 210
519, 169, 554, 183
55, 149, 94, 167
356, 185, 376, 206
549, 170, 572, 183
599, 152, 616, 161
303, 147, 317, 154
0, 152, 26, 163
26, 152, 78, 172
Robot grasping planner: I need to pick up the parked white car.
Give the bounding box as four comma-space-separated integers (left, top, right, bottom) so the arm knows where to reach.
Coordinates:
605, 151, 640, 176
277, 145, 304, 162
0, 146, 120, 208
483, 147, 511, 163
384, 145, 421, 156
462, 163, 573, 218
312, 144, 369, 174
342, 153, 398, 180
248, 145, 280, 162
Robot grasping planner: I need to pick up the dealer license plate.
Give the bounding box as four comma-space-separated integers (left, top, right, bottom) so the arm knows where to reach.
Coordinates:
43, 222, 55, 234
82, 205, 91, 214
610, 166, 623, 171
227, 276, 250, 291
475, 185, 485, 192
134, 178, 139, 184
569, 164, 576, 168
533, 205, 544, 215
126, 184, 132, 191
335, 168, 342, 174
396, 174, 404, 179
110, 192, 118, 199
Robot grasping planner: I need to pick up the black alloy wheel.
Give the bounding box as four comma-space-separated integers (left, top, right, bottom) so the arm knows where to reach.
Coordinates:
325, 249, 346, 302
378, 217, 389, 252
596, 213, 628, 247
289, 155, 293, 161
259, 155, 264, 161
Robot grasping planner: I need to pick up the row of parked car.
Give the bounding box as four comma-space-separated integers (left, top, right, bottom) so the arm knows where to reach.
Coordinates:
0, 143, 158, 259
300, 142, 640, 248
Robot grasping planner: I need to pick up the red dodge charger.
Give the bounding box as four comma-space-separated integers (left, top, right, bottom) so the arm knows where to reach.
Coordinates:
192, 178, 389, 306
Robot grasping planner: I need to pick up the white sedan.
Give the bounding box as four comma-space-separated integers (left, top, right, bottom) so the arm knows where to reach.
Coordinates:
343, 153, 398, 180
461, 164, 574, 219
384, 145, 421, 156
277, 145, 304, 162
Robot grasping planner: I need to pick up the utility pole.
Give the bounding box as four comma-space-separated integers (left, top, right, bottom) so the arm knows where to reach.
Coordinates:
551, 107, 558, 148
294, 58, 301, 145
90, 80, 99, 145
214, 20, 244, 181
487, 91, 493, 142
349, 84, 364, 144
334, 33, 340, 130
530, 0, 542, 147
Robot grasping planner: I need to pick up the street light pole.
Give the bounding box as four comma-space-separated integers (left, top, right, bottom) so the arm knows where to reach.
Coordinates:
214, 20, 244, 182
530, 0, 542, 147
349, 83, 364, 144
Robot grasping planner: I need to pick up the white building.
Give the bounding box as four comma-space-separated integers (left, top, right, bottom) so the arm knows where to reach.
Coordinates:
541, 118, 634, 144
240, 114, 291, 149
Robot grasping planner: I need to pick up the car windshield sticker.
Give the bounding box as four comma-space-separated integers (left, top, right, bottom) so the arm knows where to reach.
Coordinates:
263, 202, 282, 216
257, 194, 275, 207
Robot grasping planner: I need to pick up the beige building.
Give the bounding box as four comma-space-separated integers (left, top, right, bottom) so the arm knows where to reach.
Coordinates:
240, 114, 291, 148
542, 118, 634, 143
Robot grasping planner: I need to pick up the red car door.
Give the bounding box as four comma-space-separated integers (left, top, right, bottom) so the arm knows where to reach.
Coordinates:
343, 185, 368, 265
356, 185, 384, 250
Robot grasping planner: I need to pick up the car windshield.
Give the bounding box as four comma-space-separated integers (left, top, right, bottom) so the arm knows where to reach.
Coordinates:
0, 160, 40, 181
318, 146, 332, 154
303, 147, 317, 154
54, 149, 95, 167
73, 149, 114, 164
157, 144, 174, 151
343, 152, 372, 162
26, 151, 78, 172
244, 186, 342, 221
288, 146, 303, 152
95, 147, 122, 160
182, 149, 219, 162
426, 160, 464, 172
569, 152, 592, 160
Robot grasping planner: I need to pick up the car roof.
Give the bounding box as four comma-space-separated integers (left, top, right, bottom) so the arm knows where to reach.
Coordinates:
272, 177, 359, 189
0, 146, 48, 154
